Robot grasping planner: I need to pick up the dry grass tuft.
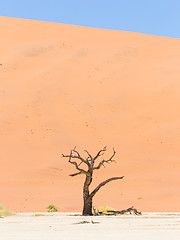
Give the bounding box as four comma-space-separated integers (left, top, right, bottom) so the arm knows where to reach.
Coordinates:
93, 205, 116, 215
34, 214, 45, 217
0, 205, 14, 217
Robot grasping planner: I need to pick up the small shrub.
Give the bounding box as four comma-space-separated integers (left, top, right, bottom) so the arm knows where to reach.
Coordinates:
93, 205, 115, 215
46, 204, 58, 212
0, 205, 14, 217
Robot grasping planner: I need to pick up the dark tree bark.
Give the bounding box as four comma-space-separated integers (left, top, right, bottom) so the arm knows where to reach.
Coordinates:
62, 146, 124, 216
82, 175, 93, 215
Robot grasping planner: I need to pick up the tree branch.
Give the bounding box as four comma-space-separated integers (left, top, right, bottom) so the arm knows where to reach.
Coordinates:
93, 146, 107, 161
93, 148, 116, 170
89, 146, 107, 168
90, 176, 124, 198
69, 171, 84, 177
84, 150, 93, 161
62, 149, 90, 176
72, 147, 90, 167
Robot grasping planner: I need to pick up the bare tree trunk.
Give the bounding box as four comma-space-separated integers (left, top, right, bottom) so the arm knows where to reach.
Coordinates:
83, 197, 93, 216
82, 175, 93, 216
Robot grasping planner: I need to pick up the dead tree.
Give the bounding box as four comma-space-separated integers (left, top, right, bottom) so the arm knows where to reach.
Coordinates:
62, 146, 124, 216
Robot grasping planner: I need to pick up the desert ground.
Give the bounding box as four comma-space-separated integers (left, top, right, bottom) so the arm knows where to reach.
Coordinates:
0, 16, 180, 213
1, 212, 180, 240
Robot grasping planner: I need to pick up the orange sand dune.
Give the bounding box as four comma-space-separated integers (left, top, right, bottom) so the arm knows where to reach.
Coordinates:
0, 16, 180, 212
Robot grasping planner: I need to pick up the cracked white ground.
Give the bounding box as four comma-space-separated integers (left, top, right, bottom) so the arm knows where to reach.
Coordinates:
1, 212, 180, 240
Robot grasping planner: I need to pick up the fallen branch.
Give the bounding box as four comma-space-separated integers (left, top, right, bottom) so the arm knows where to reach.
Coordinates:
94, 206, 142, 216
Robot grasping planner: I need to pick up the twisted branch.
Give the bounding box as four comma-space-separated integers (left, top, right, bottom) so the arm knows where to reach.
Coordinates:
62, 146, 118, 177
93, 148, 116, 170
62, 148, 90, 176
90, 176, 124, 198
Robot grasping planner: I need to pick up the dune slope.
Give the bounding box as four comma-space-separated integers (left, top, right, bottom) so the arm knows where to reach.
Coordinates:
0, 16, 180, 212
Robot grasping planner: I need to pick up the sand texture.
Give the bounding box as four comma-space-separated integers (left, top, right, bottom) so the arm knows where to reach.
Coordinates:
0, 16, 180, 212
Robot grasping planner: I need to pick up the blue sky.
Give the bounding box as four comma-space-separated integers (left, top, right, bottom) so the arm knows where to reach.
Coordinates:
0, 0, 179, 38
